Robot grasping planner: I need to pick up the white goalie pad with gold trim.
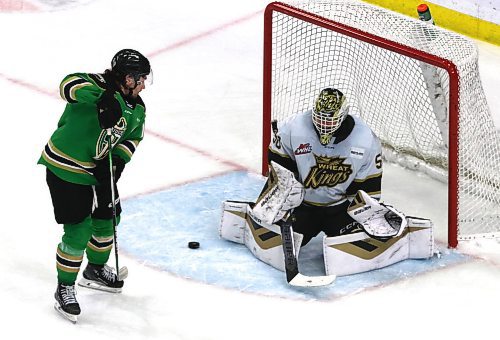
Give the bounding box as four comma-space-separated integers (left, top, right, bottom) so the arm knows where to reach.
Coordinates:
219, 200, 303, 272
219, 200, 249, 244
323, 217, 434, 276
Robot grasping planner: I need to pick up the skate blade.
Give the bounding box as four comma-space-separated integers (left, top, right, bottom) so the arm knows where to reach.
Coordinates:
78, 278, 122, 293
54, 302, 78, 324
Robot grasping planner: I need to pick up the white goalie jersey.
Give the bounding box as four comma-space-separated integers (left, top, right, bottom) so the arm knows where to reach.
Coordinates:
219, 113, 435, 280
268, 111, 382, 206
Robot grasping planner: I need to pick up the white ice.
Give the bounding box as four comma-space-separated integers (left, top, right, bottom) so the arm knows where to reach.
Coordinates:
1, 0, 499, 339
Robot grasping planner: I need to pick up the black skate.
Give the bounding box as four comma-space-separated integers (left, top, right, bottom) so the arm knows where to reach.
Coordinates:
78, 263, 125, 293
54, 283, 80, 323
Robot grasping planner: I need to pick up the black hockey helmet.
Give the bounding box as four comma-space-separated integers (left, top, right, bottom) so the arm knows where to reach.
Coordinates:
111, 49, 151, 84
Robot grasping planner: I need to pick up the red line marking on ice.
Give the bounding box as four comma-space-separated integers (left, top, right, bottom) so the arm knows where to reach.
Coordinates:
146, 128, 248, 172
0, 73, 59, 98
122, 169, 236, 201
2, 10, 259, 187
0, 0, 38, 11
147, 10, 262, 58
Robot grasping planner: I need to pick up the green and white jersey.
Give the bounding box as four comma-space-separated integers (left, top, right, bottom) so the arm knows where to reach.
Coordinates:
268, 111, 382, 207
38, 73, 146, 185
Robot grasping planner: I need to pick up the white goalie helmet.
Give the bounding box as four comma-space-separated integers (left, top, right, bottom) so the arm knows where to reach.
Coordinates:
312, 88, 350, 145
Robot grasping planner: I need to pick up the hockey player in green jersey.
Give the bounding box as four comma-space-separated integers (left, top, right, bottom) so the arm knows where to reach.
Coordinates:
38, 49, 151, 322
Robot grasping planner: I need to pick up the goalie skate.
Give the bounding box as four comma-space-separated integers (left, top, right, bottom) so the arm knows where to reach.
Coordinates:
78, 264, 128, 293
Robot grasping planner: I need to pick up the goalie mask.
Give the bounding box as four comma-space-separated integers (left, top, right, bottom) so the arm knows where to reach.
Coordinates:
312, 88, 349, 145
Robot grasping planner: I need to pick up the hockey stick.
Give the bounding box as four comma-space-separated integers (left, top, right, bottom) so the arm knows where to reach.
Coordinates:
106, 128, 121, 281
278, 215, 336, 287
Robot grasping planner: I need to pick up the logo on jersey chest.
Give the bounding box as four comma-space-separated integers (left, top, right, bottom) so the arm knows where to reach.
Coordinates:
294, 143, 312, 155
95, 117, 127, 160
303, 154, 353, 189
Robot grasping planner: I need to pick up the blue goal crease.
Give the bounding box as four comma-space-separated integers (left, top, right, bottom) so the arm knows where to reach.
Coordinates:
119, 170, 470, 301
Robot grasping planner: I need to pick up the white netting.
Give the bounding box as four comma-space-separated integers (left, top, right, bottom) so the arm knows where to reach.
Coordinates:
266, 0, 500, 243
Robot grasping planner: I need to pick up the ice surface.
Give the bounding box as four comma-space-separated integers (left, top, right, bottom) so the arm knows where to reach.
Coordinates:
1, 0, 499, 339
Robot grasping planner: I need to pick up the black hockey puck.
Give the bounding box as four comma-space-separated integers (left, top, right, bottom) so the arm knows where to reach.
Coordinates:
188, 241, 200, 249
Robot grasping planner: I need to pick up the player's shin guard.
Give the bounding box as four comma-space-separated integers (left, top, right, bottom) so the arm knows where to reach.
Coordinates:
57, 216, 93, 284
56, 243, 84, 285
323, 217, 434, 276
86, 218, 119, 265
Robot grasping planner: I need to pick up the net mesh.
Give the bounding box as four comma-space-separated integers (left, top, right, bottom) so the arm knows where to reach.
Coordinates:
267, 0, 500, 241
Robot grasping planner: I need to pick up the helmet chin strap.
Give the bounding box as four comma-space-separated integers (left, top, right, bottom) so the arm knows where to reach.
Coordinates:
120, 73, 142, 92
119, 77, 139, 98
127, 78, 139, 91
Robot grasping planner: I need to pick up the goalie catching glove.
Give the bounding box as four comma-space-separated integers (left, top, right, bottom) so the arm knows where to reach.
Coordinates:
347, 190, 407, 239
251, 161, 305, 225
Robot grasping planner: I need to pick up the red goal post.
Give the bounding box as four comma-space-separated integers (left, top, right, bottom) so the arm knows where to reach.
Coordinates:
261, 1, 500, 248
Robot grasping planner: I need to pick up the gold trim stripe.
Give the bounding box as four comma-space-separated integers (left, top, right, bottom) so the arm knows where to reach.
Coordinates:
60, 75, 80, 101
328, 226, 429, 260
255, 164, 278, 206
56, 248, 83, 262
304, 198, 347, 207
42, 140, 95, 175
228, 210, 247, 219
92, 235, 113, 243
246, 216, 282, 250
347, 191, 366, 211
352, 172, 382, 182
48, 140, 95, 168
56, 263, 80, 273
69, 82, 91, 102
116, 145, 132, 158
87, 242, 113, 252
42, 151, 89, 175
268, 147, 292, 159
116, 140, 140, 159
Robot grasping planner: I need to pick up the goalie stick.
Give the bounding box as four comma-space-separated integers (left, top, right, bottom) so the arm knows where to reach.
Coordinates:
278, 216, 336, 287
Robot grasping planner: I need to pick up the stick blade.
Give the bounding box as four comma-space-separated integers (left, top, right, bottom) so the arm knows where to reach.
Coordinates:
288, 273, 336, 287
118, 266, 128, 281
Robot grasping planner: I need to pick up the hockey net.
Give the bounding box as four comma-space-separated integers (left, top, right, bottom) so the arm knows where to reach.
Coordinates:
262, 0, 500, 247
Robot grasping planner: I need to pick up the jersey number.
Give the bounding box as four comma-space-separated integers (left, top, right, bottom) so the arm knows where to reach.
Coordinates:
375, 153, 382, 169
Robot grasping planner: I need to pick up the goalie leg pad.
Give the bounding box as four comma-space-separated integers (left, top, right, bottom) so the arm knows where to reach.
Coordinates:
220, 200, 304, 272
244, 212, 303, 272
407, 217, 435, 258
323, 217, 434, 276
219, 200, 250, 244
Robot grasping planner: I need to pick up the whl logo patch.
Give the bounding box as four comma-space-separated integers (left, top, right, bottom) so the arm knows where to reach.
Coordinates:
294, 143, 312, 155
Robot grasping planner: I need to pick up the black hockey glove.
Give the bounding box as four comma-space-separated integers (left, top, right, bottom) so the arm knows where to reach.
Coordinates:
92, 156, 126, 185
97, 90, 122, 129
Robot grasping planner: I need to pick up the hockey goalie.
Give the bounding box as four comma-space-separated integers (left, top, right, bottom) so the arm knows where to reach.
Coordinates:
219, 88, 435, 283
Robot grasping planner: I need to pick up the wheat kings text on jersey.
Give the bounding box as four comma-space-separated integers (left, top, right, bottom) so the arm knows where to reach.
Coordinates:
268, 111, 382, 207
